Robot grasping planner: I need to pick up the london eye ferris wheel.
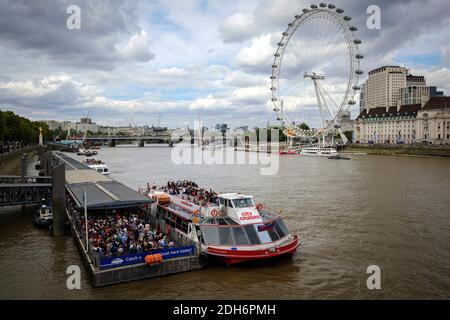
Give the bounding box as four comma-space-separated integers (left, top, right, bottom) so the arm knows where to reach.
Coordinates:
270, 3, 363, 144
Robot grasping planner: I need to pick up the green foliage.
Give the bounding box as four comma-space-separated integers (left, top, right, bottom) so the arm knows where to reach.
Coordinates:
0, 109, 50, 144
298, 122, 310, 131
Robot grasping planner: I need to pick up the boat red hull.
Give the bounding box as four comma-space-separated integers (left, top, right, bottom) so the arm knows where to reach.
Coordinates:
206, 235, 300, 265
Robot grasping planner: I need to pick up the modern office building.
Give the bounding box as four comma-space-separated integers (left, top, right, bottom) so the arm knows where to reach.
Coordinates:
406, 74, 426, 87
400, 86, 432, 106
365, 66, 409, 109
359, 82, 367, 113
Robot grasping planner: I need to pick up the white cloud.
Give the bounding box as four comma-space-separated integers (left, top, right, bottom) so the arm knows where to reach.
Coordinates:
235, 34, 275, 72
115, 30, 155, 62
219, 13, 257, 43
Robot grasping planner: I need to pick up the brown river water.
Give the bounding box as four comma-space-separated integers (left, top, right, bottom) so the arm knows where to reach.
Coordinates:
0, 146, 449, 299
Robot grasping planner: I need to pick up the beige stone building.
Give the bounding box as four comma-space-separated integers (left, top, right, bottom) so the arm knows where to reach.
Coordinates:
415, 97, 450, 144
354, 97, 450, 145
354, 104, 419, 144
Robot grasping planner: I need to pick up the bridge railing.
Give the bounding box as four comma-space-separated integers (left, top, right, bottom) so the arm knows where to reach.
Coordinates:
0, 175, 52, 184
0, 183, 52, 206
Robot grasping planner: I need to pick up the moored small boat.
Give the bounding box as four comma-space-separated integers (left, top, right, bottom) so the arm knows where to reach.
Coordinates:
33, 204, 53, 228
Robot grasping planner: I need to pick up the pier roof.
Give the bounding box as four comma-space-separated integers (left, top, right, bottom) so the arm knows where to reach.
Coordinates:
67, 181, 153, 210
53, 152, 153, 210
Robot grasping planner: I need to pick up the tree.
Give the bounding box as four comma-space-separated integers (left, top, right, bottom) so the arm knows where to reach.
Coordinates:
299, 123, 310, 131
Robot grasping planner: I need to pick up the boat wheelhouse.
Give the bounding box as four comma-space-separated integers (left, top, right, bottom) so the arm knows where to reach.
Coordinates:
144, 187, 300, 265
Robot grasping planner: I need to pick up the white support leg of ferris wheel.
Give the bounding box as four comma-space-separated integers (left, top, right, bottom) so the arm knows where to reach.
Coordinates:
317, 81, 350, 145
305, 72, 328, 147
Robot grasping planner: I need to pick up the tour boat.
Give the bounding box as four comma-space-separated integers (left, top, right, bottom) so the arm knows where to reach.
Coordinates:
299, 146, 338, 157
141, 186, 300, 265
83, 158, 110, 175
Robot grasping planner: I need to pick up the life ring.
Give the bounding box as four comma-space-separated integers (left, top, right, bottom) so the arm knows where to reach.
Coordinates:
256, 203, 263, 210
193, 209, 199, 216
219, 209, 226, 217
211, 209, 219, 217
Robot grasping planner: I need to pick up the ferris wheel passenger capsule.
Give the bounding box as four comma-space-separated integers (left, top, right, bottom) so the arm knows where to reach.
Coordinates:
349, 26, 358, 31
355, 70, 364, 75
343, 16, 351, 21
282, 32, 289, 36
295, 15, 301, 19
352, 85, 361, 90
303, 8, 310, 13
319, 3, 327, 7
311, 5, 318, 9
348, 100, 356, 105
328, 4, 335, 9
353, 39, 362, 44
336, 8, 344, 13
356, 54, 364, 59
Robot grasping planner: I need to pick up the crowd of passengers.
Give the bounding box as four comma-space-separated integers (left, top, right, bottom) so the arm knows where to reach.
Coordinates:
69, 201, 175, 256
163, 180, 219, 206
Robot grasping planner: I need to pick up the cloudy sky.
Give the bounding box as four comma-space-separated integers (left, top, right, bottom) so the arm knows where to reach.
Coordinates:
0, 0, 449, 129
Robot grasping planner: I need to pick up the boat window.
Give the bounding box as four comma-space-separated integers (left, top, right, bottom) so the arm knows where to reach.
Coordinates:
219, 198, 225, 206
267, 228, 280, 241
256, 227, 273, 244
232, 227, 250, 245
226, 199, 233, 208
244, 225, 261, 245
274, 219, 289, 238
232, 198, 254, 208
181, 220, 189, 233
201, 226, 218, 245
224, 218, 238, 225
218, 227, 234, 245
217, 219, 228, 225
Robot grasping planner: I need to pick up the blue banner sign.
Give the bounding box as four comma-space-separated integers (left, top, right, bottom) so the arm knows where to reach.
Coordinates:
100, 245, 196, 269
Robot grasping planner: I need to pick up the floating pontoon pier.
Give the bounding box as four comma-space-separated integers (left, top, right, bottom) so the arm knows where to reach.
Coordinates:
50, 152, 205, 287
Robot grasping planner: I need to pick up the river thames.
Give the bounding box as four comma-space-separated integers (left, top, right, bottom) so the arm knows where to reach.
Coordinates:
1, 146, 449, 299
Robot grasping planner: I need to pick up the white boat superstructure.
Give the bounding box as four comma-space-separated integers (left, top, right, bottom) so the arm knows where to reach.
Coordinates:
299, 147, 338, 157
